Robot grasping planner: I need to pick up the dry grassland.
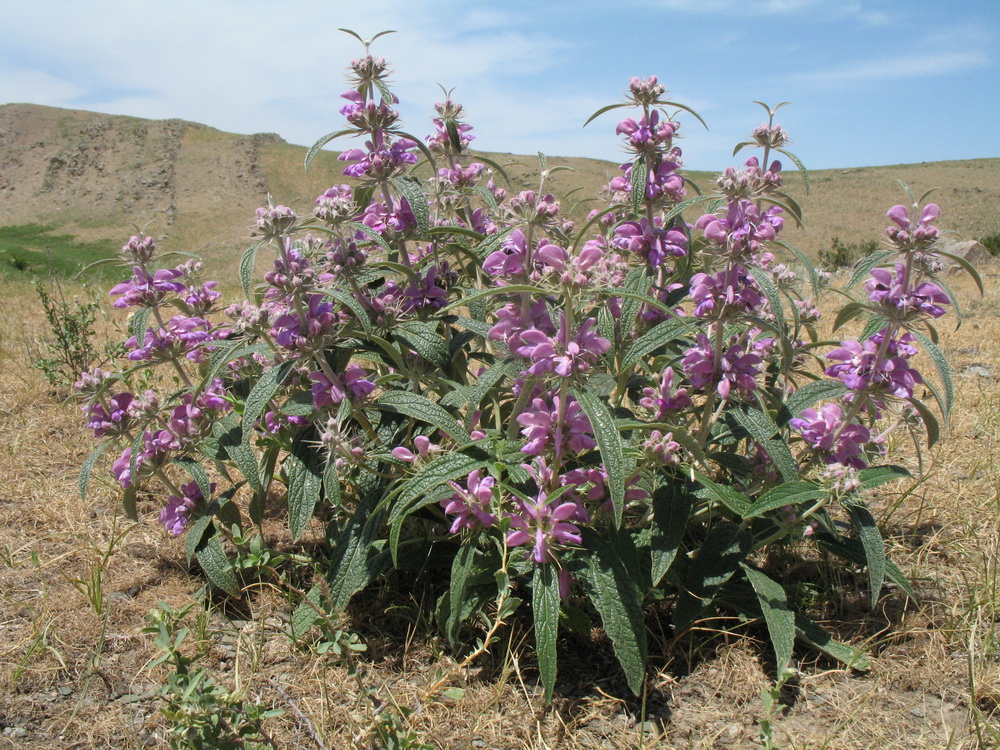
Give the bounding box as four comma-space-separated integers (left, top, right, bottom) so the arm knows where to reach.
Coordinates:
2, 266, 1000, 748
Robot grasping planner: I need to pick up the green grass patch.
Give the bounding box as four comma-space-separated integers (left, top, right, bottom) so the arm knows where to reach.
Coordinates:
0, 223, 119, 278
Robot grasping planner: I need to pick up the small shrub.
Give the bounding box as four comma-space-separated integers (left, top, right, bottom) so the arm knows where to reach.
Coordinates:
33, 277, 100, 389
819, 236, 880, 270
76, 32, 975, 706
981, 232, 1000, 258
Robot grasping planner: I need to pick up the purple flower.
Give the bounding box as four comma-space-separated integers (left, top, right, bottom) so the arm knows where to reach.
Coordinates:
613, 218, 687, 267
682, 332, 762, 399
516, 392, 596, 458
689, 266, 763, 319
84, 392, 134, 438
695, 199, 783, 257
885, 203, 941, 247
640, 367, 692, 418
126, 315, 217, 363
515, 314, 611, 378
825, 333, 924, 406
310, 364, 375, 408
506, 492, 582, 564
442, 470, 496, 534
790, 403, 871, 469
270, 295, 338, 351
338, 131, 417, 179
109, 266, 186, 309
159, 480, 213, 536
867, 263, 949, 319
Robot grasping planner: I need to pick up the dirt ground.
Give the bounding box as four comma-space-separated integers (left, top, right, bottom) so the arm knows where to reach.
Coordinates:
2, 268, 1000, 749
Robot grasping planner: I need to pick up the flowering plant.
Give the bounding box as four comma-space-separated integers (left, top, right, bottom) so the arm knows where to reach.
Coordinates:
77, 36, 975, 700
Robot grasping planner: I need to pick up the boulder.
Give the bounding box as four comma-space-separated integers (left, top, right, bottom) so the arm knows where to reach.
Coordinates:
937, 240, 994, 274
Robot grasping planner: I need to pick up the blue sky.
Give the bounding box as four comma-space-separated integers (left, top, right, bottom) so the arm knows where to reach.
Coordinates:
1, 0, 996, 172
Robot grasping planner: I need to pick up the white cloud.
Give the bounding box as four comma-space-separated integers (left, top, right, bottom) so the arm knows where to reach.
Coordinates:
786, 51, 990, 86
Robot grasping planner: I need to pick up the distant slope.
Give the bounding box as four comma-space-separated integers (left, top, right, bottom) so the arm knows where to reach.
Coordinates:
1, 103, 997, 275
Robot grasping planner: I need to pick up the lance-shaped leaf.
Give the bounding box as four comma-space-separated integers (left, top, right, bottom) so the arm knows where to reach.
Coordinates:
239, 240, 264, 298
693, 471, 751, 517
305, 127, 355, 170
621, 317, 694, 369
286, 431, 324, 541
630, 157, 648, 216
377, 390, 471, 443
241, 360, 294, 445
650, 480, 692, 586
79, 441, 110, 502
741, 563, 794, 673
572, 389, 629, 527
396, 320, 450, 369
778, 379, 848, 425
194, 529, 241, 597
674, 522, 752, 630
843, 499, 885, 609
533, 563, 561, 702
446, 542, 479, 648
857, 464, 911, 490
392, 176, 430, 236
325, 488, 389, 613
580, 528, 648, 695
746, 481, 826, 519
730, 405, 798, 482
846, 251, 895, 291
911, 330, 954, 419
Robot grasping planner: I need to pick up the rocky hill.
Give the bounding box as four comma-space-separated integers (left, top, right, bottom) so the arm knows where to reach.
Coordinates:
1, 103, 998, 275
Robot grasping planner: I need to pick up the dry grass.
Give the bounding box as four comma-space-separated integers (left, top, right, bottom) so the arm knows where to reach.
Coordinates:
2, 267, 1000, 749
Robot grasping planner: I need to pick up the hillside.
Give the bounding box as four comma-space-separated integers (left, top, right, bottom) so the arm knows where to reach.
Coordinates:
1, 103, 998, 275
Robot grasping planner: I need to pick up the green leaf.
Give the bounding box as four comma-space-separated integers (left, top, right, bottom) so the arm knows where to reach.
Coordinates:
130, 307, 150, 344
195, 532, 241, 597
935, 248, 985, 295
844, 500, 885, 609
446, 543, 478, 648
650, 480, 692, 586
856, 464, 911, 490
630, 157, 647, 216
345, 220, 393, 253
747, 265, 786, 339
779, 379, 848, 425
239, 241, 264, 298
911, 330, 954, 419
388, 450, 487, 563
775, 240, 819, 295
859, 314, 890, 341
326, 487, 389, 612
741, 564, 794, 673
661, 195, 717, 226
582, 101, 631, 128
79, 441, 109, 502
290, 585, 326, 639
747, 482, 826, 520
616, 267, 653, 336
377, 390, 471, 443
794, 611, 870, 670
621, 317, 694, 369
774, 147, 809, 193
286, 430, 324, 541
174, 456, 212, 505
392, 176, 430, 236
693, 471, 751, 518
580, 529, 648, 695
846, 251, 894, 291
241, 360, 294, 445
396, 320, 450, 369
907, 397, 940, 447
305, 128, 355, 170
321, 288, 372, 334
471, 185, 499, 213
730, 405, 798, 482
572, 389, 630, 527
213, 416, 261, 494
674, 522, 752, 631
832, 301, 870, 332
533, 564, 561, 702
